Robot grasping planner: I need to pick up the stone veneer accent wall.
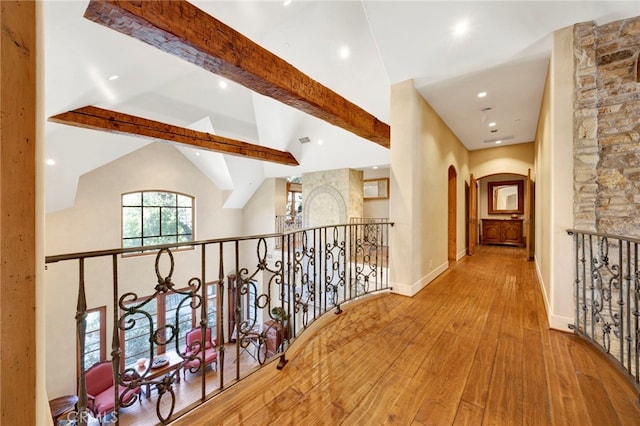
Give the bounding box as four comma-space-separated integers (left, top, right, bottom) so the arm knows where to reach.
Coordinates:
302, 168, 363, 227
574, 17, 640, 236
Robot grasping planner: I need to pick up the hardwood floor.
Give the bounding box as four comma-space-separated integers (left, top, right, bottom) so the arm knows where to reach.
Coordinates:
165, 245, 640, 425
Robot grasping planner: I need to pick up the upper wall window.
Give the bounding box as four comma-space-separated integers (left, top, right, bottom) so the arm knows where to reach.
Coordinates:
122, 191, 194, 250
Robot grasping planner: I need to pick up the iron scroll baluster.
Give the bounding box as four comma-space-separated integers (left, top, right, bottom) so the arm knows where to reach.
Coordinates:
567, 229, 640, 401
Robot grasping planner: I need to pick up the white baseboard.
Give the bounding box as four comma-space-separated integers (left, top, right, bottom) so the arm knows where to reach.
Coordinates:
457, 249, 467, 261
534, 256, 573, 332
391, 261, 449, 297
548, 314, 573, 331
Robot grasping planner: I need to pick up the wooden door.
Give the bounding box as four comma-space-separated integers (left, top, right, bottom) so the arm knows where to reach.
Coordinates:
468, 174, 477, 255
448, 166, 457, 262
525, 169, 534, 260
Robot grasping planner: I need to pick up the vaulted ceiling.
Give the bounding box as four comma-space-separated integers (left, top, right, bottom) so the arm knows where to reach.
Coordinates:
43, 1, 639, 212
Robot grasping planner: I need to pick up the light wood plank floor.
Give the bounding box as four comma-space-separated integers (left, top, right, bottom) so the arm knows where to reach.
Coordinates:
169, 245, 640, 425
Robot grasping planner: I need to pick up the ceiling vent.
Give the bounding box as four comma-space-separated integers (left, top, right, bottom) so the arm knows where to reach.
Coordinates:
298, 136, 311, 144
483, 136, 514, 144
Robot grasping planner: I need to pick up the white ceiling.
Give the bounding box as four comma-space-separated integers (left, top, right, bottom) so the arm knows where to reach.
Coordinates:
43, 1, 640, 212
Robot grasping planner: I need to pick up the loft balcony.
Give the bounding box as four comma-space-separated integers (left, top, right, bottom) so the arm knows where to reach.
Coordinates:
45, 221, 392, 425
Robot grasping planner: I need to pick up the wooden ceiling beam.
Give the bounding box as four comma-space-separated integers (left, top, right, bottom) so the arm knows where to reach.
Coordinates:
83, 0, 390, 148
49, 106, 300, 166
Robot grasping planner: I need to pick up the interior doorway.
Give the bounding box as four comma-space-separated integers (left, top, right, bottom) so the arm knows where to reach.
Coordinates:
448, 166, 457, 263
473, 172, 534, 260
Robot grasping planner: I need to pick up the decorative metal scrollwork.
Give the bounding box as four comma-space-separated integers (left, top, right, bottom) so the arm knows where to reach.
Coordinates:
292, 230, 315, 327
117, 248, 201, 423
50, 220, 393, 425
325, 226, 346, 309
591, 237, 622, 353
571, 230, 639, 395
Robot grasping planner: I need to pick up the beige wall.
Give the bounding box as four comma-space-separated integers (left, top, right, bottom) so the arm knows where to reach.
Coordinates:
275, 178, 287, 217
534, 25, 575, 331
363, 167, 390, 219
390, 80, 470, 296
44, 142, 243, 398
471, 144, 534, 244
242, 178, 279, 236
469, 143, 534, 178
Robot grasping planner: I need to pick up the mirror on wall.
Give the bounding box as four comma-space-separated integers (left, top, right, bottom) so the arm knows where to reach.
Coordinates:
363, 178, 389, 200
488, 180, 524, 214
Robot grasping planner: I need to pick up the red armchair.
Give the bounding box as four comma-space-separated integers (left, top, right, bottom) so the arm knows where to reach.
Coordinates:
85, 361, 140, 423
183, 327, 218, 378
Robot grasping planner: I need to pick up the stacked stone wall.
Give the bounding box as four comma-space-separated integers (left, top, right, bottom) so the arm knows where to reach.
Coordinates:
574, 17, 640, 237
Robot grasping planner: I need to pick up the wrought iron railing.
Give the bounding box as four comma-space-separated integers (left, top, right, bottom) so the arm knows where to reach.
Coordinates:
274, 215, 303, 249
567, 230, 640, 396
45, 221, 393, 425
275, 214, 303, 234
350, 218, 390, 251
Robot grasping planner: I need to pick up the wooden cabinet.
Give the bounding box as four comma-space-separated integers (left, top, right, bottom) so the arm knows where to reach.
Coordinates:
481, 219, 523, 246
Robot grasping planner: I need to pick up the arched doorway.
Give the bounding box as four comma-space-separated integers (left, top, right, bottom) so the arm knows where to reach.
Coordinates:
448, 166, 457, 263
473, 171, 534, 260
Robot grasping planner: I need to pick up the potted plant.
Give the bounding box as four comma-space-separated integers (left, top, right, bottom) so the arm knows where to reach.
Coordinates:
271, 306, 289, 323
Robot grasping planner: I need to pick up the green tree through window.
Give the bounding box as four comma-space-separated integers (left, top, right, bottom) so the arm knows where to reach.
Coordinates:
122, 191, 194, 250
123, 298, 158, 366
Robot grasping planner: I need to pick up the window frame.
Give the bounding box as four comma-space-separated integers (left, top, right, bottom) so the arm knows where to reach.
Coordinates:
205, 281, 219, 341
121, 190, 195, 256
77, 306, 106, 376
286, 182, 302, 221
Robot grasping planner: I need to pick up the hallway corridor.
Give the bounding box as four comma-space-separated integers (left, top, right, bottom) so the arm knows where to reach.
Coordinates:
172, 245, 640, 425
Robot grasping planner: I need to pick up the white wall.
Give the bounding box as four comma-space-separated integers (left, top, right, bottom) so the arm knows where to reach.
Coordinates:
44, 142, 243, 398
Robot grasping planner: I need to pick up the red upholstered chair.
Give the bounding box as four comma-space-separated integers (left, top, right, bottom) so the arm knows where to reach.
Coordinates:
183, 327, 218, 378
85, 361, 140, 424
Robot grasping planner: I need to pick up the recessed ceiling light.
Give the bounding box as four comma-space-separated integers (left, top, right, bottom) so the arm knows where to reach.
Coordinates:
317, 139, 323, 145
339, 45, 350, 59
495, 140, 502, 144
453, 20, 469, 37
195, 152, 200, 157
46, 159, 56, 166
489, 122, 496, 127
219, 80, 228, 89
477, 91, 487, 98
108, 75, 119, 81
283, 0, 292, 5
373, 166, 379, 170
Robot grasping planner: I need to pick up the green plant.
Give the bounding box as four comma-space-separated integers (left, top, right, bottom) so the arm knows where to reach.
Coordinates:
271, 306, 289, 322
